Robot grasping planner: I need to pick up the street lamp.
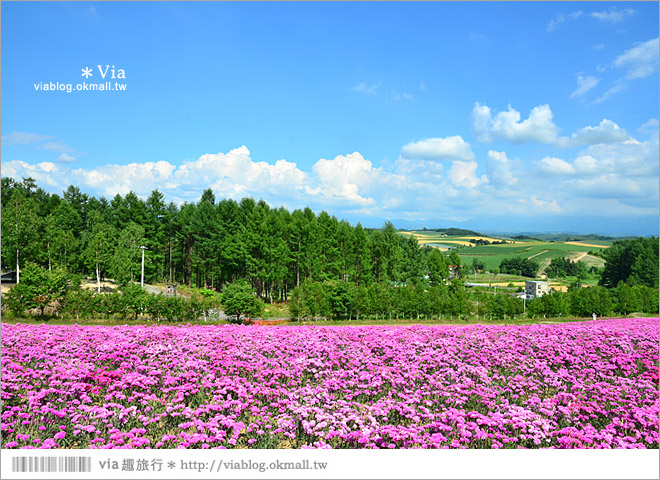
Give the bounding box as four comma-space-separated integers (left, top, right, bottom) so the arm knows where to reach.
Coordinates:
139, 246, 148, 287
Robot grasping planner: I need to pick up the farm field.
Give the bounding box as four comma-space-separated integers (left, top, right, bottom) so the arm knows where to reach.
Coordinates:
1, 319, 658, 449
399, 231, 609, 273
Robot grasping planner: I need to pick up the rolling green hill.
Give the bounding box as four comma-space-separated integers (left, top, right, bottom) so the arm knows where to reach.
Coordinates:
400, 230, 610, 274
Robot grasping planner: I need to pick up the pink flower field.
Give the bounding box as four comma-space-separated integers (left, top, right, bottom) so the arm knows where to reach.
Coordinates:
1, 318, 658, 449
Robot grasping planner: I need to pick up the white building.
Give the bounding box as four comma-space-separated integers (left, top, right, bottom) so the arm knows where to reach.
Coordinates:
525, 280, 549, 298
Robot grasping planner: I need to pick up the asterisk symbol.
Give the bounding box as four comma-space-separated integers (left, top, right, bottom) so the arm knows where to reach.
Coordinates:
81, 67, 93, 78
167, 461, 176, 469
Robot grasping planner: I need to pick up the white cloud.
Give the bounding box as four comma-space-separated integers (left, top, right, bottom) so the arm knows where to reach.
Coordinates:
613, 37, 659, 81
74, 160, 177, 197
536, 135, 659, 208
530, 196, 561, 214
400, 135, 475, 161
352, 82, 379, 95
174, 146, 308, 202
471, 102, 494, 142
593, 44, 605, 50
41, 141, 76, 154
561, 119, 630, 147
309, 152, 377, 206
592, 83, 628, 104
2, 160, 64, 188
472, 103, 560, 144
474, 102, 631, 148
1, 132, 54, 146
447, 160, 487, 189
589, 8, 635, 23
4, 100, 656, 227
57, 153, 77, 163
486, 150, 519, 187
593, 38, 659, 104
570, 74, 599, 98
539, 156, 576, 176
546, 11, 583, 32
638, 118, 659, 132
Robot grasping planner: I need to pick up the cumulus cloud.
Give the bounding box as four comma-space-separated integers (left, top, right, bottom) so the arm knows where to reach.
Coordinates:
536, 135, 659, 208
539, 156, 576, 176
447, 161, 487, 189
570, 74, 599, 98
309, 152, 378, 206
474, 102, 632, 148
400, 135, 474, 161
560, 119, 630, 147
172, 146, 308, 203
486, 150, 519, 187
2, 160, 65, 188
472, 103, 560, 144
74, 161, 177, 197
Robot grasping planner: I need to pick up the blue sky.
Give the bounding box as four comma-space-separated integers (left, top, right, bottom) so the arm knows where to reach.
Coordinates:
2, 1, 658, 235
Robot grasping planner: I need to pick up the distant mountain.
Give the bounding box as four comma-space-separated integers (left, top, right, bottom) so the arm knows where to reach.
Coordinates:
416, 227, 485, 237
373, 214, 659, 237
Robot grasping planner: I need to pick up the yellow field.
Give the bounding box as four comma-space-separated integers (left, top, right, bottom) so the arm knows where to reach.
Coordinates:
564, 241, 610, 249
454, 236, 518, 244
433, 239, 474, 246
399, 232, 472, 246
490, 281, 526, 287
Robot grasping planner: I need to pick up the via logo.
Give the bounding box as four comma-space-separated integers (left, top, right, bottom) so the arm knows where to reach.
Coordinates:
81, 65, 127, 79
97, 65, 126, 79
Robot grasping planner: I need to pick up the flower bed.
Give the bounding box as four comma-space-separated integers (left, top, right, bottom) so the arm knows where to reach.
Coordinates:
1, 318, 658, 449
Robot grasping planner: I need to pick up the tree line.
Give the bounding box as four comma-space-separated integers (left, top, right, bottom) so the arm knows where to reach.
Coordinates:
288, 280, 658, 321
2, 177, 657, 320
7, 261, 656, 322
1, 178, 459, 300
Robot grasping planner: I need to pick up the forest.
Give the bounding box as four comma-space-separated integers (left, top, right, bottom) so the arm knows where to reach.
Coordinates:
1, 177, 457, 302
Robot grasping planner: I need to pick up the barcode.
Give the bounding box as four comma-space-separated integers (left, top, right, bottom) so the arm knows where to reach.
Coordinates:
11, 456, 92, 473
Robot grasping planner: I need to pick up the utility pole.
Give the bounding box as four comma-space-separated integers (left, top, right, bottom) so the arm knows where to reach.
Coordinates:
139, 246, 148, 287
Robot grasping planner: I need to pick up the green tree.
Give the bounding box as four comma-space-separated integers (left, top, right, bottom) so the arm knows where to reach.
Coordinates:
425, 248, 449, 286
144, 190, 167, 283
499, 257, 539, 278
83, 212, 115, 293
221, 280, 265, 323
600, 237, 659, 288
328, 281, 353, 320
110, 222, 146, 286
568, 286, 613, 317
4, 263, 68, 316
1, 191, 41, 283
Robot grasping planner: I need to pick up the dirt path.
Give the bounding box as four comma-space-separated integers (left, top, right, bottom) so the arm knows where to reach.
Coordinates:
570, 251, 589, 262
